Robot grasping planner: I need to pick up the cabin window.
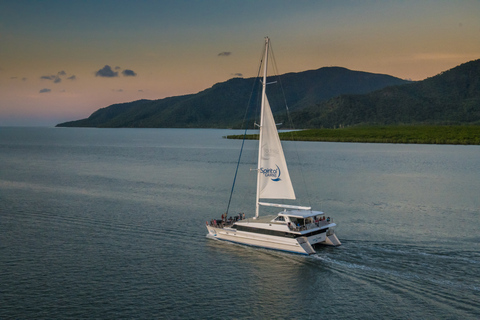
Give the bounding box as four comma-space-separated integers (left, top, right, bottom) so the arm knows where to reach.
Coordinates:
275, 216, 285, 222
289, 217, 304, 226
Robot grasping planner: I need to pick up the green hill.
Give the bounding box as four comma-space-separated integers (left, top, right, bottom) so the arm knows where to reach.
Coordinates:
289, 59, 480, 128
56, 67, 409, 128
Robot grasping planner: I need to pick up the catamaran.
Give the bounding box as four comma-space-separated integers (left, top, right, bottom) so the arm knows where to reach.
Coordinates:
206, 37, 341, 255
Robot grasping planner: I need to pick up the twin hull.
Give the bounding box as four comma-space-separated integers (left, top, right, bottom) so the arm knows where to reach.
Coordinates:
206, 224, 340, 255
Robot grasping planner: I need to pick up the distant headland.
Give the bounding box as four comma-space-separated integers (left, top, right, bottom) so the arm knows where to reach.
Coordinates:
56, 59, 480, 145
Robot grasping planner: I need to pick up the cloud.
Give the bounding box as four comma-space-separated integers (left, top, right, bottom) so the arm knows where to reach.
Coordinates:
218, 51, 232, 57
41, 75, 56, 80
10, 76, 28, 81
233, 73, 243, 77
95, 65, 137, 77
122, 69, 137, 77
41, 71, 66, 82
95, 65, 118, 77
39, 88, 51, 93
67, 75, 76, 80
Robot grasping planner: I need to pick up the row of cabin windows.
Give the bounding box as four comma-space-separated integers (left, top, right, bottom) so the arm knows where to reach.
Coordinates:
234, 225, 327, 238
274, 216, 323, 226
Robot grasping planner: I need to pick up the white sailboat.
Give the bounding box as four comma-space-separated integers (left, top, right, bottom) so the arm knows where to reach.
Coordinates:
206, 37, 341, 255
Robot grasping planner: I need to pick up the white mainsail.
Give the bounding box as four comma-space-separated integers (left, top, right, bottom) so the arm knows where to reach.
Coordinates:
255, 37, 296, 218
258, 96, 295, 200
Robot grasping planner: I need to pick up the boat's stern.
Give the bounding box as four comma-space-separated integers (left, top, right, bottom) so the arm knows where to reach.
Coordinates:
297, 237, 316, 254
324, 231, 342, 246
304, 224, 341, 250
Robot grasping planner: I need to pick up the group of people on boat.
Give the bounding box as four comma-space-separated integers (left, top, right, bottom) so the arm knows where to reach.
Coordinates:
317, 216, 330, 224
208, 213, 245, 228
287, 216, 331, 231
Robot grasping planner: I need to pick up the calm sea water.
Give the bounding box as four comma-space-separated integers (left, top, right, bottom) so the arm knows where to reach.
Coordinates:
1, 127, 479, 319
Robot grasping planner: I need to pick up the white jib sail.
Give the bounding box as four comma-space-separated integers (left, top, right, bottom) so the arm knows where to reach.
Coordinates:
258, 95, 296, 200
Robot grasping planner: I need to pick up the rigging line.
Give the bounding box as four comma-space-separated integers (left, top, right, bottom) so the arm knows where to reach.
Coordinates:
269, 42, 290, 114
225, 48, 265, 215
270, 41, 314, 209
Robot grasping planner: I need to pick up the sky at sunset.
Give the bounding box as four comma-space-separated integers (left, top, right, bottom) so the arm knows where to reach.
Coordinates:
1, 0, 480, 126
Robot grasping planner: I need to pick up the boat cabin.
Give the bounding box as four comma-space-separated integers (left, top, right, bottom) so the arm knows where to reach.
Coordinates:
272, 210, 330, 231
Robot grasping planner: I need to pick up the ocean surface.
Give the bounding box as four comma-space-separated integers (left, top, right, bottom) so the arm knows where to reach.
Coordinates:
1, 127, 479, 319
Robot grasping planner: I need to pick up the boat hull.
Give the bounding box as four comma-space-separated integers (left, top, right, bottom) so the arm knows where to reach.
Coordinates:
206, 224, 339, 255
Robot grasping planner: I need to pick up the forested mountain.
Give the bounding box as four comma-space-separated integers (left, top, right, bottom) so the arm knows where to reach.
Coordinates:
288, 59, 480, 128
57, 60, 480, 129
56, 67, 409, 128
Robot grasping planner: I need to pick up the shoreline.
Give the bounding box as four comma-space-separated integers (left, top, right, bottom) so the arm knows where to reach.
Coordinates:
225, 125, 480, 145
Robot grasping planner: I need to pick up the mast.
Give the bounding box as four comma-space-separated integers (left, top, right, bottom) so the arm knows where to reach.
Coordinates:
255, 37, 269, 219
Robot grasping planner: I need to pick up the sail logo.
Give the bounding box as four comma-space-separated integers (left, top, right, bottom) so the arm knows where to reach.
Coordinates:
260, 165, 281, 182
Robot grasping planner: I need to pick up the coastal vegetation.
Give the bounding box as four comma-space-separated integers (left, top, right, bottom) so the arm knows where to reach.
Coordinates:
226, 125, 480, 145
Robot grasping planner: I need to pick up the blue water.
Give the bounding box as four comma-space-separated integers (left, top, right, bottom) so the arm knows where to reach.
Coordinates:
1, 127, 479, 319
